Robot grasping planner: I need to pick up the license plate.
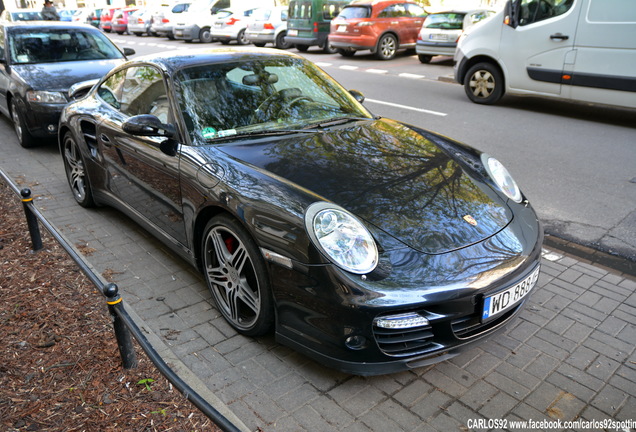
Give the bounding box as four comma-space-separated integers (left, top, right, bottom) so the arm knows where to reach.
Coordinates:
429, 33, 448, 41
482, 266, 540, 320
337, 25, 347, 32
288, 29, 297, 36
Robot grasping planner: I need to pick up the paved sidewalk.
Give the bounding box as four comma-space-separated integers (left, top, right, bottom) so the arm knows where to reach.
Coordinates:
1, 123, 634, 432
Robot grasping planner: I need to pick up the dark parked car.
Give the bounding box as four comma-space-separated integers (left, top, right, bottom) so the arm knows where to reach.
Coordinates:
0, 21, 134, 147
58, 47, 543, 375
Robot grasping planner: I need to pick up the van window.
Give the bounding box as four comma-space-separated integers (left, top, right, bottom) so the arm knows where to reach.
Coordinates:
587, 0, 636, 22
519, 0, 573, 26
323, 2, 345, 20
289, 1, 312, 19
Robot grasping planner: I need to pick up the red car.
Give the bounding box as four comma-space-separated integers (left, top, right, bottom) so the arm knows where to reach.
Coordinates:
329, 0, 427, 60
111, 7, 138, 34
99, 8, 119, 32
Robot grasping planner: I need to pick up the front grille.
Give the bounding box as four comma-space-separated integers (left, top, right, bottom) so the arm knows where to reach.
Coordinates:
373, 324, 436, 357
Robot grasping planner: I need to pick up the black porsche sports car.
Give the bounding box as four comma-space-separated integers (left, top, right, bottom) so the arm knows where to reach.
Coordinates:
59, 47, 543, 375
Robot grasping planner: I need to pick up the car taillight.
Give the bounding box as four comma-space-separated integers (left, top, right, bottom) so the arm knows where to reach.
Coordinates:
162, 18, 169, 23
313, 21, 318, 33
227, 17, 239, 25
264, 22, 275, 30
137, 18, 144, 24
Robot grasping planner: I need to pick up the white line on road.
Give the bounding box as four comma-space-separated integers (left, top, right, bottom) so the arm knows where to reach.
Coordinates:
340, 65, 359, 70
399, 73, 425, 79
366, 99, 447, 117
367, 69, 388, 74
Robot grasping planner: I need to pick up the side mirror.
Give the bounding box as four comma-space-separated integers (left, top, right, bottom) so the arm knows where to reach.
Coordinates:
349, 89, 365, 104
123, 47, 136, 57
122, 114, 176, 138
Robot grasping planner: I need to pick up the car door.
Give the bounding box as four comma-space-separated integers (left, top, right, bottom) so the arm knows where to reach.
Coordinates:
499, 0, 578, 96
96, 65, 187, 246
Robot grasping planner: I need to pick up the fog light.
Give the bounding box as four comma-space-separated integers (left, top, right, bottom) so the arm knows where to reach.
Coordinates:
47, 124, 57, 133
345, 335, 368, 350
374, 312, 429, 329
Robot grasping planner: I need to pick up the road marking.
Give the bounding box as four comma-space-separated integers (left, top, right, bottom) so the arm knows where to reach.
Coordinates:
367, 69, 388, 74
340, 65, 359, 70
366, 99, 447, 117
399, 73, 425, 79
315, 62, 332, 67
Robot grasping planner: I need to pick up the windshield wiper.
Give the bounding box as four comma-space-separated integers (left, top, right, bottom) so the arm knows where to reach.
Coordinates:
205, 128, 322, 142
304, 116, 373, 129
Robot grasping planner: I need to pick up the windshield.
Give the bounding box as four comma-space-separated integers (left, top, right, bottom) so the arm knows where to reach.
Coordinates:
9, 29, 124, 64
175, 56, 372, 142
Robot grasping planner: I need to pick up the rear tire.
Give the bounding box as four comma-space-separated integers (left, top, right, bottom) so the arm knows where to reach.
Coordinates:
375, 34, 397, 60
464, 62, 504, 105
236, 29, 248, 45
418, 54, 432, 64
322, 42, 337, 54
275, 31, 292, 50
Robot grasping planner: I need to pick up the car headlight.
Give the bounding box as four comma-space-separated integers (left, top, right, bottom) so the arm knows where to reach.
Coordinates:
481, 154, 523, 203
26, 90, 67, 104
305, 202, 378, 274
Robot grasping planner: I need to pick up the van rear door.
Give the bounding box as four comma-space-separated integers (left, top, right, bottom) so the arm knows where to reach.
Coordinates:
568, 0, 636, 108
500, 0, 578, 96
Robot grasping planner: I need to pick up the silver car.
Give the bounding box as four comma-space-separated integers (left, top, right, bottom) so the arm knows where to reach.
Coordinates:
210, 7, 257, 45
416, 9, 495, 63
245, 6, 291, 49
151, 2, 190, 39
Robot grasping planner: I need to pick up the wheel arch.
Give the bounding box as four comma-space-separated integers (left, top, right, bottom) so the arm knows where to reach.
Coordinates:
193, 205, 242, 271
459, 55, 505, 88
375, 30, 399, 51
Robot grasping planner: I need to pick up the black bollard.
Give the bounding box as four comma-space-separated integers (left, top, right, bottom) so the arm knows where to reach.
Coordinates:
20, 188, 42, 251
104, 283, 138, 369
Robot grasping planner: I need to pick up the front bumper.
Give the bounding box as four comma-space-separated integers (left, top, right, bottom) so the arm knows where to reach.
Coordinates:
25, 102, 65, 138
272, 203, 544, 375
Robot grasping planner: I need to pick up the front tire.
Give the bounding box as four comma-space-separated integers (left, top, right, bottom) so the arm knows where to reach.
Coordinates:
275, 31, 292, 50
236, 29, 248, 45
375, 34, 397, 60
11, 99, 36, 148
295, 44, 309, 52
464, 62, 504, 104
418, 54, 432, 64
201, 215, 273, 336
199, 27, 213, 43
62, 132, 94, 208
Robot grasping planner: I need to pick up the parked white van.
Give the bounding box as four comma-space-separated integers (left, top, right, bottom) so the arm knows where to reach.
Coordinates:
454, 0, 636, 109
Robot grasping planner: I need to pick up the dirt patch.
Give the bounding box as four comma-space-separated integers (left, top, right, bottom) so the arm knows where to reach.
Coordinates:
0, 179, 221, 431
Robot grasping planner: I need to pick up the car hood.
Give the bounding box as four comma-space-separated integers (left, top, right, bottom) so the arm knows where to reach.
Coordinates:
11, 59, 124, 92
218, 118, 513, 255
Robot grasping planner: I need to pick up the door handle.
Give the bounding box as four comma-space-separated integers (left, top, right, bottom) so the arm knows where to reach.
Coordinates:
550, 33, 569, 40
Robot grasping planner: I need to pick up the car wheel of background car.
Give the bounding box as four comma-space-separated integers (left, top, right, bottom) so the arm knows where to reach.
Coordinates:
337, 48, 355, 57
418, 54, 432, 64
275, 32, 291, 50
376, 34, 397, 60
62, 132, 95, 208
236, 29, 248, 45
322, 43, 337, 54
253, 42, 266, 47
295, 44, 309, 52
167, 32, 175, 40
10, 99, 36, 148
199, 27, 213, 43
464, 62, 504, 105
201, 214, 274, 337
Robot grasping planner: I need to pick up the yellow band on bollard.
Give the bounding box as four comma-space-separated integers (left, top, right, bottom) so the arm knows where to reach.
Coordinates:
21, 197, 33, 203
107, 297, 123, 305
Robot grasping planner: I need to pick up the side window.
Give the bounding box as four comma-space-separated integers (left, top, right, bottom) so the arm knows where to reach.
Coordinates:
119, 66, 170, 123
378, 4, 407, 18
406, 4, 426, 18
98, 69, 127, 110
519, 0, 573, 26
0, 28, 5, 60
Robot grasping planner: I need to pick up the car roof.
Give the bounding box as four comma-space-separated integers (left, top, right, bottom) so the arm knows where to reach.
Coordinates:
128, 47, 303, 74
2, 20, 100, 30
